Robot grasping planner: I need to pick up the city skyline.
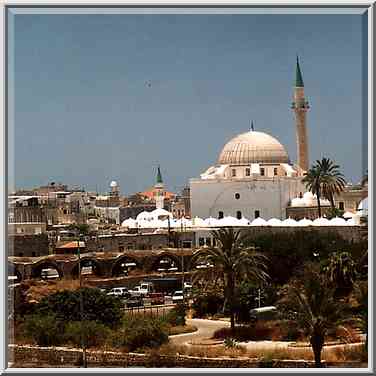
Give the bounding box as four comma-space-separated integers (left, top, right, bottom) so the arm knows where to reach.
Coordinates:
9, 12, 367, 194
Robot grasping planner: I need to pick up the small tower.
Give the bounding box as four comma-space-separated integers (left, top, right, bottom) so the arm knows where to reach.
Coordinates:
291, 56, 310, 172
154, 166, 165, 210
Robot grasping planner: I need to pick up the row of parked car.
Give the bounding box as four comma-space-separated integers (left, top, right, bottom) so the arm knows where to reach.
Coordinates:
102, 282, 192, 308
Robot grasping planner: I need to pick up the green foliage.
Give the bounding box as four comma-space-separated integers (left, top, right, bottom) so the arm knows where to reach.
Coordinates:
109, 316, 168, 352
326, 207, 345, 219
22, 313, 65, 346
322, 252, 357, 294
192, 290, 224, 318
247, 230, 365, 286
64, 320, 110, 348
67, 223, 90, 235
35, 288, 122, 327
166, 302, 187, 326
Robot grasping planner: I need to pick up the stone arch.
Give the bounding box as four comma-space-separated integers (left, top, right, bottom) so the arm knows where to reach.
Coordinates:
150, 253, 182, 273
8, 262, 22, 283
111, 255, 142, 277
70, 258, 103, 279
31, 260, 63, 280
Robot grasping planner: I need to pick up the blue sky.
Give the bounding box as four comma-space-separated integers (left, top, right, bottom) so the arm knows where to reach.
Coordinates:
9, 12, 367, 194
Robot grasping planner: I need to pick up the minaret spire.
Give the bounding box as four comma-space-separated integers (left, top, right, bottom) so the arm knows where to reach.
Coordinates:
156, 165, 163, 184
295, 55, 304, 88
291, 56, 309, 172
250, 120, 254, 132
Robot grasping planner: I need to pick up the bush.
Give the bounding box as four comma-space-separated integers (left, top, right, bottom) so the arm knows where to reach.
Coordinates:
109, 316, 168, 352
35, 288, 122, 327
212, 322, 273, 341
22, 314, 65, 346
192, 291, 223, 318
64, 320, 110, 348
166, 303, 187, 326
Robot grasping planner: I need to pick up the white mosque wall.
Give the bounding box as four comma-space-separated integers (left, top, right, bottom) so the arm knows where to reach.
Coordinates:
190, 176, 306, 220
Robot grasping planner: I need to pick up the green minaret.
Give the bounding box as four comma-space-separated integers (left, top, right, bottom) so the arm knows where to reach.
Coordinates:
295, 56, 304, 87
156, 165, 163, 184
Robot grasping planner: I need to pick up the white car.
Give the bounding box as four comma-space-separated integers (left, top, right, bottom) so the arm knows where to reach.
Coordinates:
107, 287, 128, 297
172, 290, 184, 303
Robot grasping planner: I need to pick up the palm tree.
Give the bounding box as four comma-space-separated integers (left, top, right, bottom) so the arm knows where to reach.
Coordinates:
323, 252, 357, 296
279, 267, 346, 367
319, 158, 346, 209
303, 158, 346, 216
302, 165, 323, 217
191, 228, 268, 332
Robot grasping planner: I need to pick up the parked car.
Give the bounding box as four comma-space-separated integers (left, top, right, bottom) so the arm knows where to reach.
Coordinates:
148, 292, 165, 305
172, 290, 184, 303
107, 287, 129, 298
126, 296, 144, 308
249, 306, 278, 323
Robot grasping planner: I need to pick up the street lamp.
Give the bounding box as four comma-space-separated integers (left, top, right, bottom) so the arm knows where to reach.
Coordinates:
77, 234, 87, 368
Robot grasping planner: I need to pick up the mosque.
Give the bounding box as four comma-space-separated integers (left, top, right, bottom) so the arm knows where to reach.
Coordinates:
190, 57, 311, 221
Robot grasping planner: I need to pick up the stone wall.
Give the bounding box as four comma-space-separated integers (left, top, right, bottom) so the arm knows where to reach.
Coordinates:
10, 344, 364, 368
8, 234, 49, 257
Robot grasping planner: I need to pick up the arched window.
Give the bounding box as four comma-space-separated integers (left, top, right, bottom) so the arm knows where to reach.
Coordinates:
218, 211, 224, 219
235, 193, 240, 200
254, 210, 260, 218
236, 211, 242, 219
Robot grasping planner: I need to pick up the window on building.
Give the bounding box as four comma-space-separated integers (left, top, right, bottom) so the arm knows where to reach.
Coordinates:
236, 211, 242, 220
232, 169, 236, 177
260, 168, 265, 176
218, 211, 224, 219
32, 252, 36, 257
339, 202, 344, 211
274, 168, 278, 176
245, 168, 250, 176
255, 210, 260, 218
235, 193, 240, 200
199, 237, 205, 246
205, 238, 212, 247
213, 238, 216, 247
119, 246, 124, 252
299, 192, 303, 198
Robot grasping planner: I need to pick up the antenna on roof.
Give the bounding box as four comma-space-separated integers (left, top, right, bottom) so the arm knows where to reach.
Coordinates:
250, 120, 255, 132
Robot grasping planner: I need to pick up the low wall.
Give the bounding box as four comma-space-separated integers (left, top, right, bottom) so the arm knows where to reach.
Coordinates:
8, 345, 363, 368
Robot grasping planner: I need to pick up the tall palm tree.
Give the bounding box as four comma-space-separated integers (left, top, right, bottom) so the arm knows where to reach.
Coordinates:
279, 267, 346, 367
319, 158, 346, 209
302, 165, 323, 217
303, 158, 346, 216
191, 228, 268, 332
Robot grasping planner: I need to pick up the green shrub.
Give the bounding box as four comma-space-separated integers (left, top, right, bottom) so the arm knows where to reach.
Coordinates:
166, 303, 187, 326
212, 323, 273, 341
22, 314, 64, 346
109, 316, 168, 352
64, 320, 110, 348
35, 288, 122, 327
192, 291, 223, 318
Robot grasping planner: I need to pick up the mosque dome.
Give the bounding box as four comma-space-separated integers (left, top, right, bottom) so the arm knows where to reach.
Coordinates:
110, 181, 118, 188
217, 131, 289, 165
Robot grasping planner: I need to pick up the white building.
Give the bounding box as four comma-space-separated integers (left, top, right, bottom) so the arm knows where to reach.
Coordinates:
190, 129, 306, 220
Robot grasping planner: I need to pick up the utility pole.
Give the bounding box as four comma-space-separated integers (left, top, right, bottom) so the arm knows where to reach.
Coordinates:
77, 235, 87, 368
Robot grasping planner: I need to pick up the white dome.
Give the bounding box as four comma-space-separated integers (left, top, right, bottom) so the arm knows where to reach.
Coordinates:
312, 217, 331, 226
218, 131, 289, 165
358, 197, 368, 210
329, 217, 347, 226
250, 217, 268, 226
136, 211, 152, 221
110, 181, 118, 187
291, 198, 305, 207
267, 218, 283, 226
297, 218, 313, 226
217, 216, 240, 227
282, 218, 299, 227
192, 217, 206, 227
121, 218, 136, 228
204, 217, 220, 227
151, 208, 173, 219
343, 211, 355, 219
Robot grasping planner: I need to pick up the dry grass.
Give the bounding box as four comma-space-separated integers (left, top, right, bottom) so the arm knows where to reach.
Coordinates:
168, 325, 197, 336
156, 342, 366, 363
23, 279, 80, 303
